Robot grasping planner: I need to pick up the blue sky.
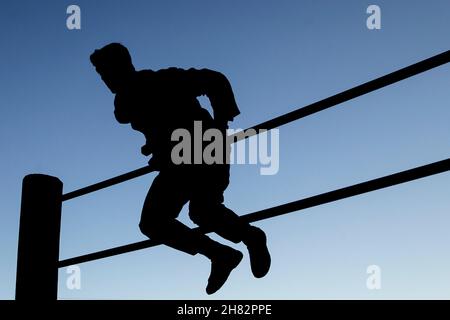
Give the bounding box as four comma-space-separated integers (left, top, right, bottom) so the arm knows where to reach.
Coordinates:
1, 0, 449, 299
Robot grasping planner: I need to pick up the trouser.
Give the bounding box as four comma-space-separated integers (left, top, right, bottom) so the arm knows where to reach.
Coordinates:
139, 163, 251, 255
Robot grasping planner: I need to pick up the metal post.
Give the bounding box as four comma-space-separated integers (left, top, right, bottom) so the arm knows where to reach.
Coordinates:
16, 174, 63, 300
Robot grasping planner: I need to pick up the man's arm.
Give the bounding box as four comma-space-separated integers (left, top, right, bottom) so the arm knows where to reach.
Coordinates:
113, 94, 131, 124
114, 93, 154, 158
186, 68, 240, 125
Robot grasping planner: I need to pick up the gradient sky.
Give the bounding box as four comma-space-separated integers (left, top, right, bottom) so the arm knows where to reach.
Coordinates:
1, 0, 450, 299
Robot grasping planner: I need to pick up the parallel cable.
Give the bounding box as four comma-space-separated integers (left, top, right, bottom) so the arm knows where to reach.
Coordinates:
62, 50, 450, 201
58, 157, 450, 268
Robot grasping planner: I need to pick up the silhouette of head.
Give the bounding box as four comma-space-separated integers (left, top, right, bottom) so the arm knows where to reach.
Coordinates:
90, 43, 135, 93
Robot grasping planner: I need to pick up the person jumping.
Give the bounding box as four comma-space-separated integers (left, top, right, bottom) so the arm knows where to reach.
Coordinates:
90, 43, 271, 294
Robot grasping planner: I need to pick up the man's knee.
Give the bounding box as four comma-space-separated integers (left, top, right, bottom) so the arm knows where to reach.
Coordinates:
189, 202, 226, 228
139, 217, 168, 239
139, 219, 154, 238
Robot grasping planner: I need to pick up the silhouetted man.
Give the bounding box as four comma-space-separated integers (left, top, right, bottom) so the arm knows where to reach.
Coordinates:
90, 43, 270, 294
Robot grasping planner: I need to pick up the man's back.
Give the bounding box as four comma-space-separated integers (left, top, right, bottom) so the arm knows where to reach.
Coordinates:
90, 43, 271, 294
114, 68, 207, 129
113, 67, 240, 167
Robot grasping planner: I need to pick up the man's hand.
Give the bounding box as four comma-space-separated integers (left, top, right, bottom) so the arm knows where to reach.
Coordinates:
214, 119, 229, 130
141, 144, 153, 156
147, 156, 161, 172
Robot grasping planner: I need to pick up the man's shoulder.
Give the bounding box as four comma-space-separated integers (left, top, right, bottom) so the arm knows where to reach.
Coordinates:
158, 66, 185, 72
135, 67, 187, 81
155, 67, 189, 76
137, 67, 218, 77
134, 69, 155, 79
154, 67, 206, 83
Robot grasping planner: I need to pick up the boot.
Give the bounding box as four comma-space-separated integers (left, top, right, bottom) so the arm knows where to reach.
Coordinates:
205, 247, 243, 295
243, 226, 271, 278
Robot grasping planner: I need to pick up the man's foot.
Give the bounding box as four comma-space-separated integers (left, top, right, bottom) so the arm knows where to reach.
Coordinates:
206, 247, 243, 295
244, 226, 271, 278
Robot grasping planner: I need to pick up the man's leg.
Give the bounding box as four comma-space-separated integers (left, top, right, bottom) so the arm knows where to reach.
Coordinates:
139, 170, 243, 294
189, 164, 271, 278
